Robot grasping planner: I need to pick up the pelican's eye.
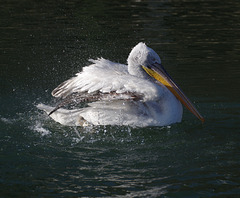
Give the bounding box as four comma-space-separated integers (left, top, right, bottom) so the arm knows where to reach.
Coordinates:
152, 56, 158, 63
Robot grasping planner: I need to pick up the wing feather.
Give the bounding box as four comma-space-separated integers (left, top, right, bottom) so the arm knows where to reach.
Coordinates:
49, 91, 142, 116
51, 58, 162, 101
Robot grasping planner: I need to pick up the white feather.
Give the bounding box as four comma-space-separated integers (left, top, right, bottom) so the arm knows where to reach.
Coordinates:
52, 58, 162, 102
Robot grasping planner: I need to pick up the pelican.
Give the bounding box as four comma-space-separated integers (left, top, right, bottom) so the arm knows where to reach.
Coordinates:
37, 42, 204, 127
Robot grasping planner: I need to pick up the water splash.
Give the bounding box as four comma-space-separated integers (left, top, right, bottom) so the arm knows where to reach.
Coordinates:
0, 116, 16, 125
30, 121, 51, 136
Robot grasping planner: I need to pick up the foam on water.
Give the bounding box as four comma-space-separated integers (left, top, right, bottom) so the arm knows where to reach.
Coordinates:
0, 116, 16, 124
31, 121, 52, 136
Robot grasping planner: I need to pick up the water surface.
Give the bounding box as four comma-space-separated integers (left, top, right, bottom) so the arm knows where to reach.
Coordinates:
1, 0, 240, 197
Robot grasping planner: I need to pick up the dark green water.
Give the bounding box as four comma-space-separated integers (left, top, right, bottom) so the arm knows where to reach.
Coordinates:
1, 0, 240, 197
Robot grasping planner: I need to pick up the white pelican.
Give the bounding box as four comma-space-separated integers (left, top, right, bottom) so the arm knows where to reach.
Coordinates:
37, 42, 204, 127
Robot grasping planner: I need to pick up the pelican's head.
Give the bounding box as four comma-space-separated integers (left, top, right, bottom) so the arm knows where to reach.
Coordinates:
127, 42, 161, 78
128, 42, 204, 122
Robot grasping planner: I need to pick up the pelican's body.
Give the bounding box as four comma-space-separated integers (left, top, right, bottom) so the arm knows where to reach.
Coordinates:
38, 43, 203, 127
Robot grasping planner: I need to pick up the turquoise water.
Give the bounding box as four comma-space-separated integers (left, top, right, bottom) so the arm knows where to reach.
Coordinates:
1, 0, 240, 197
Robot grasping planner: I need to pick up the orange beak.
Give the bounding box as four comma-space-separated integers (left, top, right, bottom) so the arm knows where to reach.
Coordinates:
142, 63, 204, 123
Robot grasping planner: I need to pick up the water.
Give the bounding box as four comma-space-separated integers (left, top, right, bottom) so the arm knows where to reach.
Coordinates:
1, 0, 240, 197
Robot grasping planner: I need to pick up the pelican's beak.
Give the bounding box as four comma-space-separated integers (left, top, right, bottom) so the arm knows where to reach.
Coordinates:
142, 63, 204, 122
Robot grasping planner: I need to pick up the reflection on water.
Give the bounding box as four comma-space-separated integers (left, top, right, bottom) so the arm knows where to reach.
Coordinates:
1, 0, 240, 197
